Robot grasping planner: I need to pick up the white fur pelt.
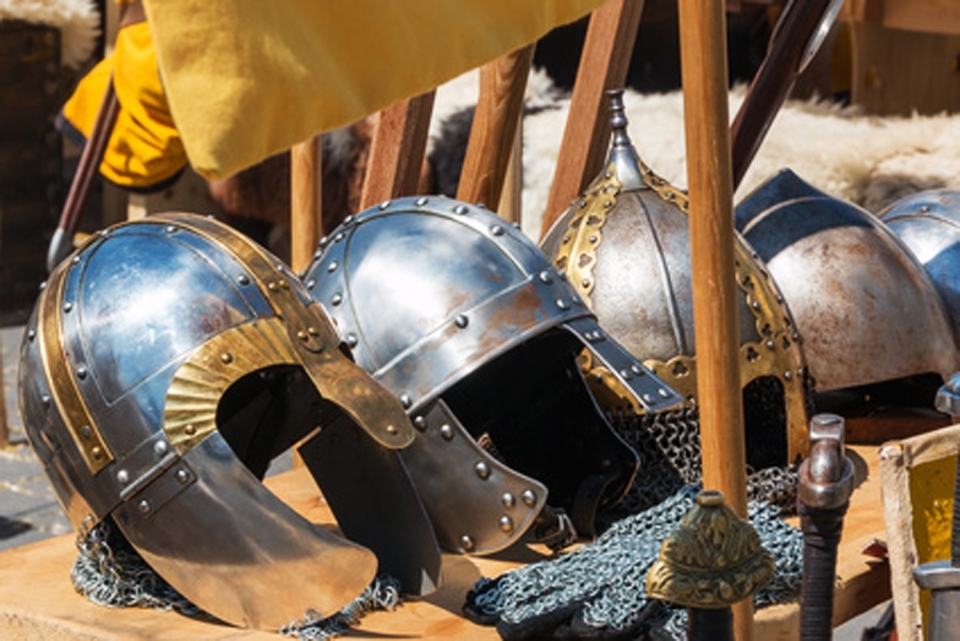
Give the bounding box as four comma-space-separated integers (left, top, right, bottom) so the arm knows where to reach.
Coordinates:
0, 0, 99, 68
432, 71, 960, 240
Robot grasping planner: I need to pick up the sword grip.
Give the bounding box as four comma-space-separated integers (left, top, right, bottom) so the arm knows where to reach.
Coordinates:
799, 501, 849, 640
687, 606, 733, 641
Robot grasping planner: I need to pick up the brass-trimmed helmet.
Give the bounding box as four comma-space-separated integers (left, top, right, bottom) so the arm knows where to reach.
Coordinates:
19, 213, 439, 630
879, 189, 960, 349
302, 196, 682, 555
540, 91, 810, 467
736, 170, 958, 397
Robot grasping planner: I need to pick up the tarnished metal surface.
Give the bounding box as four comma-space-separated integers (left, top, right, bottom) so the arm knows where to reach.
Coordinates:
880, 189, 960, 349
736, 170, 958, 393
304, 196, 681, 555
18, 214, 440, 629
541, 96, 810, 463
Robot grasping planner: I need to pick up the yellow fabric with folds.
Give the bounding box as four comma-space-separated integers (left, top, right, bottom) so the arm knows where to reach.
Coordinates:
141, 0, 603, 180
61, 21, 186, 188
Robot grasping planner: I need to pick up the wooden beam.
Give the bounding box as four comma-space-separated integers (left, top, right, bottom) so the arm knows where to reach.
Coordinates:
677, 0, 752, 639
539, 0, 645, 239
290, 136, 323, 274
359, 91, 436, 211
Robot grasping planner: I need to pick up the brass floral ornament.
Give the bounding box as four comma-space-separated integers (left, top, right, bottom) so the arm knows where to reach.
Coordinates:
645, 490, 774, 609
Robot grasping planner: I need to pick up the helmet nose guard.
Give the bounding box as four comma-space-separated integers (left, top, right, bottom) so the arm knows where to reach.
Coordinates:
303, 196, 681, 555
19, 213, 438, 630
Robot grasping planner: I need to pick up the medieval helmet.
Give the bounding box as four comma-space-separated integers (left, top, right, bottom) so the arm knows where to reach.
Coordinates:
302, 196, 682, 555
19, 213, 440, 630
540, 91, 810, 468
735, 170, 958, 399
878, 189, 960, 349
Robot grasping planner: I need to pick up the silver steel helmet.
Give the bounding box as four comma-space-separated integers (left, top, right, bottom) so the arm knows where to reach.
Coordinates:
735, 169, 958, 396
302, 196, 682, 555
18, 213, 440, 630
540, 92, 810, 466
879, 189, 960, 348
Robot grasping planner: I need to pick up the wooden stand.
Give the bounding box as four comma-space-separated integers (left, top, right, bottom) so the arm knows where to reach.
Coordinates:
0, 444, 890, 640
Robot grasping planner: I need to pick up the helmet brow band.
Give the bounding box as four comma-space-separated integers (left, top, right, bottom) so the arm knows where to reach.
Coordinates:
164, 318, 298, 455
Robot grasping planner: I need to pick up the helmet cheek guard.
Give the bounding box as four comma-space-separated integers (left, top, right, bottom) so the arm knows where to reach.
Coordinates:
303, 198, 681, 555
20, 213, 438, 630
736, 170, 958, 396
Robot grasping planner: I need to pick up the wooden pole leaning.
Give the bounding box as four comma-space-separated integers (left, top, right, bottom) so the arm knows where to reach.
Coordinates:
676, 0, 752, 639
290, 136, 323, 274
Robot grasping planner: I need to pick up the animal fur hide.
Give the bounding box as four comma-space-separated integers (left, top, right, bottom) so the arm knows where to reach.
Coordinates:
0, 0, 99, 68
430, 71, 960, 241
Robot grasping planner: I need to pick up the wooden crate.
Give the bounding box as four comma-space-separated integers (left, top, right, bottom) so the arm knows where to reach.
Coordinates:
0, 21, 63, 324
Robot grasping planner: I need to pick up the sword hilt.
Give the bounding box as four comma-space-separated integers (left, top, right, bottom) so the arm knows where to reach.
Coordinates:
798, 413, 855, 641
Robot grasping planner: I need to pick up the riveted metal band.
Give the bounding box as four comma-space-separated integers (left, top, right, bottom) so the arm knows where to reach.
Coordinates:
37, 261, 113, 474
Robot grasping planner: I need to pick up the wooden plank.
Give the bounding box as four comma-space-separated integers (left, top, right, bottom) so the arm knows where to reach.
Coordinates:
358, 91, 435, 211
539, 0, 645, 240
456, 44, 534, 211
0, 445, 890, 640
880, 0, 960, 36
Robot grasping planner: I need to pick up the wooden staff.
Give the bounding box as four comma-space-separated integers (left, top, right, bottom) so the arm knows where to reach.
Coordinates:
539, 0, 645, 239
290, 135, 323, 274
676, 1, 752, 639
457, 44, 535, 210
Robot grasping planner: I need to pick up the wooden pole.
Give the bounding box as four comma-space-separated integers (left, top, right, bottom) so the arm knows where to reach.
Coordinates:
676, 1, 752, 639
456, 44, 535, 210
539, 0, 645, 239
290, 136, 323, 274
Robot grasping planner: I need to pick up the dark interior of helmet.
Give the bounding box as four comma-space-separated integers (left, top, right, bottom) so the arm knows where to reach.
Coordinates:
442, 328, 638, 529
742, 375, 789, 470
216, 365, 338, 479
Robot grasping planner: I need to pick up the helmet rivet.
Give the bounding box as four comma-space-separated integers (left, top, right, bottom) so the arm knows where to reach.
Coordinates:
498, 515, 515, 533
454, 204, 469, 215
76, 366, 87, 379
521, 489, 537, 506
752, 301, 761, 310
378, 200, 391, 210
620, 368, 633, 380
475, 461, 491, 480
176, 469, 190, 484
455, 314, 469, 329
220, 353, 233, 364
117, 470, 129, 484
413, 416, 427, 431
39, 281, 47, 291
604, 201, 613, 208
91, 446, 103, 460
572, 294, 583, 306
784, 370, 793, 380
72, 255, 81, 265
415, 197, 428, 206
589, 235, 598, 243
41, 395, 51, 409
327, 261, 339, 273
297, 330, 309, 341
334, 232, 345, 243
79, 425, 92, 439
658, 388, 671, 398
556, 298, 569, 310
318, 236, 328, 247
138, 499, 151, 513
165, 225, 176, 233
562, 235, 571, 244
538, 270, 553, 284
399, 394, 412, 409
631, 364, 644, 375
184, 424, 197, 436
581, 278, 591, 288
439, 424, 455, 440
920, 204, 932, 213
331, 293, 343, 306
279, 279, 290, 290
346, 333, 359, 348
766, 340, 775, 350
460, 535, 475, 551
237, 274, 250, 286
154, 441, 168, 456
305, 279, 316, 290
307, 326, 319, 336
501, 492, 516, 509
386, 424, 398, 435
643, 393, 654, 403
491, 225, 505, 236
27, 328, 36, 341
63, 302, 73, 313
267, 281, 278, 291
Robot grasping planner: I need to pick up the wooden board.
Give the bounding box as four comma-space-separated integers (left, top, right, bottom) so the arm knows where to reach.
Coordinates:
0, 445, 889, 640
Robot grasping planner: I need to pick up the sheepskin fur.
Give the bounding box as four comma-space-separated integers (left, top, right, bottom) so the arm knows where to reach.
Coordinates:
0, 0, 99, 68
429, 70, 960, 240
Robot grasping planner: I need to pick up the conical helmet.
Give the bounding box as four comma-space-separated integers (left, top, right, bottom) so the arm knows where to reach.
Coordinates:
303, 196, 682, 554
540, 91, 810, 468
19, 213, 439, 630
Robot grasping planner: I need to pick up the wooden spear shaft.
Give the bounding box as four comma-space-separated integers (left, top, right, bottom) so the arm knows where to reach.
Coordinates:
290, 136, 323, 274
676, 0, 752, 639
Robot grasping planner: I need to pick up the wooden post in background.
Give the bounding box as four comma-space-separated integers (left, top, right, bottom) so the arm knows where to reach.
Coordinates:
290, 135, 323, 274
677, 0, 752, 639
457, 44, 535, 211
539, 0, 645, 239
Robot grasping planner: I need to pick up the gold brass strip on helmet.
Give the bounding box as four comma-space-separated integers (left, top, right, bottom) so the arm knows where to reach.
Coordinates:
164, 317, 299, 454
37, 263, 114, 474
555, 161, 808, 460
154, 213, 413, 450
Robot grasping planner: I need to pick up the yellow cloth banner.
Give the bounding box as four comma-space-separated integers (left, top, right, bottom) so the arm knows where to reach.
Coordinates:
60, 21, 187, 188
142, 0, 604, 180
